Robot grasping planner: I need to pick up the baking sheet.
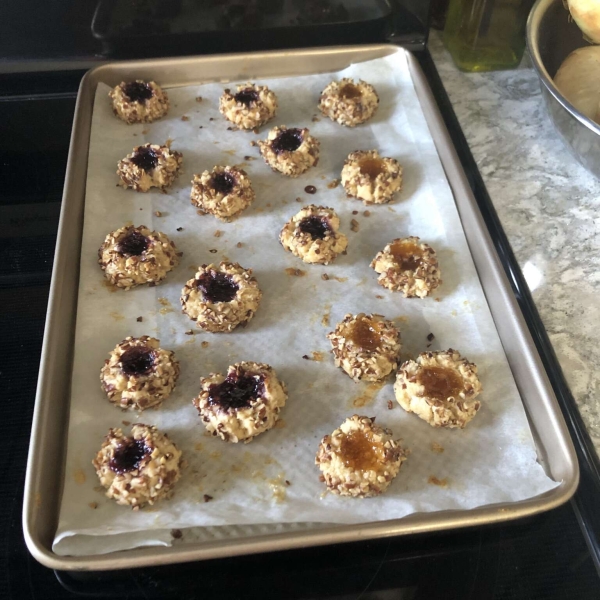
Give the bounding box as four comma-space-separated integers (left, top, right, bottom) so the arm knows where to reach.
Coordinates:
53, 52, 558, 556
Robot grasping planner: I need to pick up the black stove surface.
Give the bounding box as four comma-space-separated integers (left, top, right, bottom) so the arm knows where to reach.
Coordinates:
10, 506, 600, 599
0, 0, 429, 70
2, 59, 600, 599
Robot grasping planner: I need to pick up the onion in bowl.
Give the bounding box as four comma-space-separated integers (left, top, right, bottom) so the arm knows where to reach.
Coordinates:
567, 0, 600, 44
554, 45, 600, 123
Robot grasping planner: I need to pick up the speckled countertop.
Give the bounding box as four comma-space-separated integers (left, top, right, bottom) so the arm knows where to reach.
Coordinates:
429, 31, 600, 454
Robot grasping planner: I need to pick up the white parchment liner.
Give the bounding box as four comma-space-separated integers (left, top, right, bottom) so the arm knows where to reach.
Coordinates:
53, 54, 557, 556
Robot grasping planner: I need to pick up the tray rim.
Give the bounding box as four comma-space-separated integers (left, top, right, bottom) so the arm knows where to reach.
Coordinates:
23, 43, 579, 571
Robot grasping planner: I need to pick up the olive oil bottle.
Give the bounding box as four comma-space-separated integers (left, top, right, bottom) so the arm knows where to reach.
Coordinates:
443, 0, 535, 72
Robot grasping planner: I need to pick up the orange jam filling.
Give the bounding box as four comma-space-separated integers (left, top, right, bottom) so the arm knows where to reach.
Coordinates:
348, 317, 382, 351
339, 83, 362, 99
418, 366, 463, 400
358, 157, 385, 179
339, 430, 385, 471
390, 240, 424, 271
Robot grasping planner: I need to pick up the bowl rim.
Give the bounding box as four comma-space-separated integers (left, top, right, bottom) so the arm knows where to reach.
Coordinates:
527, 0, 600, 136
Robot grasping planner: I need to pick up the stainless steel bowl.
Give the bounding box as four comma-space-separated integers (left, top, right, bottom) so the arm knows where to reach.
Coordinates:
527, 0, 600, 177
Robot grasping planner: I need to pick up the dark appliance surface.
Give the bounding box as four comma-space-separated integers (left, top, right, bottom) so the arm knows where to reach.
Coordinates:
0, 0, 428, 69
2, 0, 600, 597
91, 0, 404, 56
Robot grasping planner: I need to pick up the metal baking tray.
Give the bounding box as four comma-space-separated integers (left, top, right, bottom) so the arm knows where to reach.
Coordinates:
23, 44, 579, 570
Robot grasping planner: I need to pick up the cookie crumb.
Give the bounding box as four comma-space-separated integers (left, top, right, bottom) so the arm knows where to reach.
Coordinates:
209, 249, 218, 253
431, 442, 445, 454
185, 330, 194, 335
122, 420, 131, 426
181, 115, 190, 121
199, 125, 203, 129
363, 210, 371, 217
350, 219, 359, 232
157, 297, 172, 309
427, 333, 435, 341
285, 480, 291, 486
295, 197, 303, 202
428, 476, 448, 487
375, 295, 384, 299
209, 117, 214, 121
136, 316, 143, 322
352, 210, 358, 215
88, 502, 98, 509
285, 267, 307, 277
302, 354, 310, 360
327, 179, 340, 189
154, 211, 162, 217
214, 230, 223, 238
236, 242, 243, 248
203, 494, 214, 503
250, 140, 257, 146
321, 273, 329, 281
311, 115, 320, 122
195, 96, 203, 102
171, 528, 183, 539
176, 227, 183, 231
201, 341, 209, 348
387, 400, 394, 410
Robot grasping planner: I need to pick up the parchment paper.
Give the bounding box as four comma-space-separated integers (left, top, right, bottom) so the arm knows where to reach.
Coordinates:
53, 53, 557, 556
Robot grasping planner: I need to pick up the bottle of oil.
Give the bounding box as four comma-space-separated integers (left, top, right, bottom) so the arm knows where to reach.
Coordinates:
443, 0, 535, 72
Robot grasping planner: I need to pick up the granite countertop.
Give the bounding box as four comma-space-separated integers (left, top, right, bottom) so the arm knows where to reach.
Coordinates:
428, 31, 600, 454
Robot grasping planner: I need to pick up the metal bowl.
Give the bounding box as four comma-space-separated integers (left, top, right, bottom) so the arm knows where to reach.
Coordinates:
527, 0, 600, 177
